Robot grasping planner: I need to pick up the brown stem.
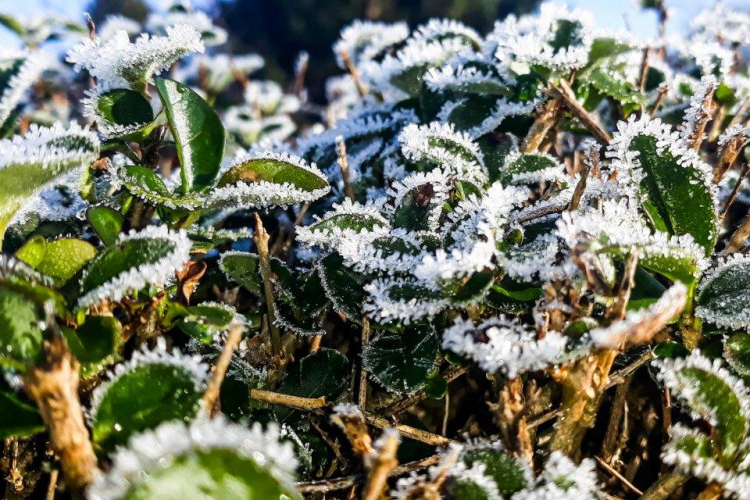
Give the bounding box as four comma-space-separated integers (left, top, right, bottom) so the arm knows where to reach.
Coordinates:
638, 471, 689, 500
358, 315, 371, 409
336, 135, 356, 201
600, 376, 633, 463
253, 213, 282, 354
362, 431, 399, 500
724, 210, 750, 254
685, 82, 716, 151
595, 456, 643, 496
339, 50, 367, 97
650, 84, 669, 118
551, 81, 612, 145
695, 482, 724, 500
250, 389, 328, 410
721, 163, 750, 219
638, 47, 651, 93
202, 324, 244, 416
364, 413, 453, 447
24, 337, 98, 490
496, 378, 533, 467
521, 98, 562, 153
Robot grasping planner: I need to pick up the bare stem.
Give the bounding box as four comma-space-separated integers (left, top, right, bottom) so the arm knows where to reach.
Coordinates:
339, 49, 367, 97
202, 323, 244, 416
253, 213, 282, 354
24, 336, 98, 490
521, 98, 562, 153
551, 80, 612, 145
364, 413, 452, 446
362, 431, 399, 500
336, 135, 356, 201
250, 389, 328, 410
721, 163, 750, 219
724, 210, 750, 254
638, 471, 688, 500
358, 315, 371, 409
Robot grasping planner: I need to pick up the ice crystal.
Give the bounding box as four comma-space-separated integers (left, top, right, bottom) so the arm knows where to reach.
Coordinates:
0, 53, 44, 127
77, 226, 192, 307
513, 452, 602, 500
363, 277, 451, 324
334, 20, 409, 69
67, 24, 204, 90
147, 8, 227, 46
87, 337, 208, 423
442, 316, 567, 377
87, 415, 298, 500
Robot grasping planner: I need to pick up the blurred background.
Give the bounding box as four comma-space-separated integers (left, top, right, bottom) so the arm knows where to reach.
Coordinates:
1, 0, 746, 100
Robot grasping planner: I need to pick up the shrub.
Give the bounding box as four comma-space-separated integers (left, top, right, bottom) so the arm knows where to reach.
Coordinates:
2, 1, 750, 499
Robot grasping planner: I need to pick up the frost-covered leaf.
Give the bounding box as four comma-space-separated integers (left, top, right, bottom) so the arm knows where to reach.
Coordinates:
78, 226, 192, 307
655, 352, 750, 456
362, 326, 439, 395
88, 416, 300, 500
587, 37, 636, 65
389, 171, 450, 232
696, 254, 750, 330
442, 317, 567, 377
87, 88, 155, 139
89, 340, 208, 452
607, 115, 718, 254
296, 199, 389, 248
177, 302, 240, 344
497, 152, 564, 185
87, 206, 124, 246
211, 151, 329, 208
110, 164, 203, 210
725, 333, 750, 378
364, 277, 451, 325
318, 252, 369, 322
156, 77, 225, 193
275, 348, 349, 420
399, 122, 486, 181
67, 24, 205, 91
0, 52, 43, 129
0, 123, 99, 242
0, 389, 43, 439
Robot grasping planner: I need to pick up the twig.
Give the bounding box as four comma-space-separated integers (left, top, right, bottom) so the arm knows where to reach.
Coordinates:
638, 47, 651, 93
24, 336, 99, 490
249, 389, 328, 411
713, 132, 748, 184
721, 163, 750, 219
595, 456, 643, 496
550, 80, 612, 144
650, 84, 669, 118
339, 49, 367, 97
45, 469, 58, 500
723, 211, 750, 254
362, 431, 399, 500
84, 13, 96, 41
695, 482, 724, 500
358, 315, 371, 409
253, 213, 282, 354
522, 98, 562, 153
202, 323, 244, 416
336, 135, 356, 201
600, 376, 633, 463
296, 453, 443, 493
364, 413, 453, 446
609, 251, 639, 322
569, 144, 597, 211
496, 377, 533, 467
638, 471, 689, 500
685, 80, 716, 151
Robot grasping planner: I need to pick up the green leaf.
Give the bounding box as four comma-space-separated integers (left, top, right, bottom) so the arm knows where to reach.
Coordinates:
393, 182, 444, 232
217, 154, 328, 192
0, 390, 44, 439
725, 333, 750, 377
579, 68, 645, 112
79, 229, 186, 306
497, 153, 561, 185
275, 348, 349, 421
178, 303, 237, 343
653, 341, 690, 359
696, 257, 750, 330
95, 88, 154, 135
62, 316, 120, 365
87, 206, 124, 246
363, 326, 439, 395
124, 448, 300, 500
156, 77, 225, 193
318, 252, 368, 322
0, 284, 45, 369
15, 235, 46, 268
0, 126, 99, 243
0, 14, 25, 36
462, 447, 529, 496
92, 362, 204, 452
587, 37, 635, 66
35, 238, 97, 282
628, 134, 717, 254
550, 20, 584, 54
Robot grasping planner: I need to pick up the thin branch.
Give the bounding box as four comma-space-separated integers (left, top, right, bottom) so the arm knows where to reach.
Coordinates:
249, 389, 328, 410
202, 323, 244, 416
595, 456, 643, 496
336, 135, 356, 201
253, 213, 282, 354
723, 211, 750, 254
364, 413, 453, 446
638, 471, 689, 500
721, 163, 749, 219
362, 431, 399, 500
296, 453, 444, 493
550, 80, 612, 145
638, 47, 651, 93
358, 315, 371, 409
339, 49, 367, 97
650, 84, 669, 118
